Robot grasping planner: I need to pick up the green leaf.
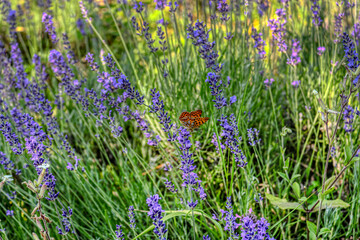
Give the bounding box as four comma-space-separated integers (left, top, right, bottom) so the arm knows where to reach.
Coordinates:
307, 221, 317, 240
291, 182, 301, 199
311, 199, 350, 212
132, 210, 225, 240
265, 193, 305, 211
324, 176, 336, 191
290, 174, 301, 184
323, 187, 335, 196
277, 172, 289, 183
344, 145, 352, 163
319, 227, 331, 236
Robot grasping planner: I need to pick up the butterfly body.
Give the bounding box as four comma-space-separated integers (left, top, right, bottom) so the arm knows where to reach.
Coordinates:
179, 110, 209, 131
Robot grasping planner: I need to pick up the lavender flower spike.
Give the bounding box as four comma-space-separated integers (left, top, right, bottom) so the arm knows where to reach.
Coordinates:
128, 205, 136, 229
42, 12, 58, 44
147, 194, 167, 240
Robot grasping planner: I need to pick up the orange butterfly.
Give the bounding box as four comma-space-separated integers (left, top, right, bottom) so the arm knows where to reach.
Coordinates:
179, 110, 209, 131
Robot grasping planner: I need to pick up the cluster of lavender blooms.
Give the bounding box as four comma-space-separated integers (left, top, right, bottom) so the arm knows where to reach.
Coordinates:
254, 193, 264, 203
128, 205, 136, 229
291, 80, 300, 88
42, 12, 58, 44
268, 9, 287, 53
334, 8, 344, 44
239, 209, 275, 240
256, 0, 269, 17
57, 207, 73, 235
6, 209, 14, 216
115, 225, 125, 240
343, 105, 360, 133
217, 0, 231, 32
212, 199, 275, 239
352, 15, 360, 44
0, 98, 59, 200
287, 39, 301, 66
317, 46, 326, 56
264, 78, 275, 87
247, 128, 261, 146
83, 53, 167, 145
146, 194, 167, 240
251, 27, 266, 59
310, 0, 322, 27
186, 20, 230, 109
149, 89, 176, 142
177, 127, 207, 207
222, 197, 240, 239
342, 32, 359, 76
216, 114, 247, 167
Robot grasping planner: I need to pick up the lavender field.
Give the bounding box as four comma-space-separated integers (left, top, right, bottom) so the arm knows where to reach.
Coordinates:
0, 0, 360, 239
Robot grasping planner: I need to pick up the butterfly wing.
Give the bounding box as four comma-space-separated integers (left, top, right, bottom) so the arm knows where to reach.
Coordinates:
179, 111, 190, 122
192, 117, 209, 129
190, 110, 202, 119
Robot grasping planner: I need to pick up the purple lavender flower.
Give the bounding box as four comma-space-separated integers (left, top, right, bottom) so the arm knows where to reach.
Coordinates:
62, 33, 78, 65
0, 114, 23, 155
57, 207, 73, 235
331, 146, 336, 158
251, 27, 266, 59
240, 211, 275, 240
10, 42, 29, 89
291, 80, 300, 88
150, 89, 176, 141
334, 12, 344, 44
134, 2, 144, 13
115, 225, 124, 239
352, 19, 360, 44
254, 193, 263, 203
205, 72, 227, 109
342, 32, 359, 72
187, 20, 229, 109
42, 12, 58, 44
203, 235, 211, 240
218, 115, 247, 167
177, 127, 207, 202
256, 0, 269, 17
310, 0, 322, 27
247, 128, 261, 146
6, 210, 14, 216
264, 78, 274, 87
0, 151, 14, 171
268, 8, 287, 53
224, 32, 234, 41
76, 18, 87, 36
7, 10, 17, 40
154, 0, 167, 10
168, 1, 178, 13
164, 179, 178, 193
223, 197, 240, 238
32, 54, 48, 89
85, 53, 99, 72
142, 21, 159, 53
317, 46, 325, 56
211, 132, 226, 153
128, 206, 136, 229
287, 39, 301, 66
146, 194, 167, 240
217, 0, 230, 22
343, 105, 355, 133
230, 96, 237, 105
79, 1, 89, 20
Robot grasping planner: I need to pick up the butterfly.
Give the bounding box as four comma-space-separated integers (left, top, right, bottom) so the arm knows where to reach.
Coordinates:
179, 110, 209, 131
